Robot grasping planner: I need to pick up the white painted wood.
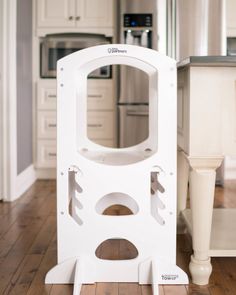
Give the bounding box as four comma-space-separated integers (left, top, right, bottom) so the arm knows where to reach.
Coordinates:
45, 45, 188, 292
0, 0, 3, 200
87, 79, 114, 111
187, 156, 222, 285
87, 111, 115, 140
151, 260, 159, 295
36, 140, 57, 168
1, 0, 18, 201
37, 80, 57, 110
73, 259, 83, 295
36, 168, 56, 179
224, 156, 236, 179
37, 111, 57, 139
177, 68, 189, 152
37, 26, 114, 38
182, 208, 236, 257
178, 66, 236, 156
177, 150, 189, 215
177, 62, 236, 284
35, 0, 114, 33
14, 165, 36, 201
226, 0, 236, 36
76, 0, 113, 28
37, 79, 114, 111
36, 78, 116, 169
36, 0, 75, 28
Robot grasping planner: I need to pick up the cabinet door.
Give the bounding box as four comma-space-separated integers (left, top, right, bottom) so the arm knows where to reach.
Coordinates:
87, 111, 114, 139
76, 0, 113, 28
37, 140, 57, 168
87, 80, 114, 110
37, 0, 75, 28
226, 0, 236, 36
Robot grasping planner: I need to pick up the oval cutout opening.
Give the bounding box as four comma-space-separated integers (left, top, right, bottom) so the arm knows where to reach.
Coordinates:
95, 238, 138, 260
103, 205, 133, 216
87, 65, 150, 149
95, 192, 139, 215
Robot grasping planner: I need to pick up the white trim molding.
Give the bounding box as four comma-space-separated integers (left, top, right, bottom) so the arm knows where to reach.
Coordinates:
1, 0, 36, 201
0, 0, 4, 200
224, 156, 236, 180
14, 165, 36, 201
1, 0, 17, 201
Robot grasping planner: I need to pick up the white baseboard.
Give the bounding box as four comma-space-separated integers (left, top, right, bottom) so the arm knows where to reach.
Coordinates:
224, 157, 236, 180
12, 164, 37, 201
36, 168, 56, 179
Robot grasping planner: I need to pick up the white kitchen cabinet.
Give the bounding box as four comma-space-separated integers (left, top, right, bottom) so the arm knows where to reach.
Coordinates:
37, 80, 57, 110
36, 79, 116, 169
36, 0, 114, 30
226, 0, 236, 36
37, 79, 115, 111
76, 0, 113, 28
37, 0, 75, 28
87, 111, 115, 140
177, 59, 236, 285
87, 80, 114, 110
37, 111, 57, 139
37, 140, 57, 168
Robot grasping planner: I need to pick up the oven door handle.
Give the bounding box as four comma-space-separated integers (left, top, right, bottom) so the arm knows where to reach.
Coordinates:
126, 111, 148, 116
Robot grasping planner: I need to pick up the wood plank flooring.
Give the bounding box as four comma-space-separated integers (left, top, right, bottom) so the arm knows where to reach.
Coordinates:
0, 180, 235, 294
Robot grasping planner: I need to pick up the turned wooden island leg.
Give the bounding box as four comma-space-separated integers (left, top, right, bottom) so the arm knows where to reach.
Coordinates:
188, 157, 223, 285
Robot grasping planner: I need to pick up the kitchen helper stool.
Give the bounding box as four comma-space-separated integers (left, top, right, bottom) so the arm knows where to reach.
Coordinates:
45, 44, 188, 295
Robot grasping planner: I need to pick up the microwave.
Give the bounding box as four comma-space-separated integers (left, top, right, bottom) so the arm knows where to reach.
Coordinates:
227, 37, 236, 56
40, 34, 112, 78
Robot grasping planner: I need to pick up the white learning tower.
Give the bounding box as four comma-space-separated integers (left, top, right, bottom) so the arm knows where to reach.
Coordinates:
45, 44, 188, 295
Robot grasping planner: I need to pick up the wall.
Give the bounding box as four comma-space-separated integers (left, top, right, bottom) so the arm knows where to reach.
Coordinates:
0, 0, 3, 198
17, 0, 33, 174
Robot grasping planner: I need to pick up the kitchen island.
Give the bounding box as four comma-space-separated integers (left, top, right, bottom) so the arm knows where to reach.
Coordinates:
177, 56, 236, 285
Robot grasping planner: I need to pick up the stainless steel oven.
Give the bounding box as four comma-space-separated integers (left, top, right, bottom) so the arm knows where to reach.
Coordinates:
40, 34, 112, 78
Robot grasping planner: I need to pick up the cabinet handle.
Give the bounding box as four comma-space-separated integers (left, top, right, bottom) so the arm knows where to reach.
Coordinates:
88, 94, 103, 98
68, 16, 74, 20
76, 16, 80, 21
126, 111, 148, 117
48, 123, 57, 128
87, 123, 102, 128
48, 94, 56, 98
48, 152, 56, 157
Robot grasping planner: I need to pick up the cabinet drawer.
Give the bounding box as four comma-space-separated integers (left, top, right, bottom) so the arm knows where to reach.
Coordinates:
87, 111, 114, 139
37, 111, 57, 139
37, 80, 114, 110
37, 140, 57, 168
87, 80, 114, 110
37, 81, 57, 110
93, 139, 116, 148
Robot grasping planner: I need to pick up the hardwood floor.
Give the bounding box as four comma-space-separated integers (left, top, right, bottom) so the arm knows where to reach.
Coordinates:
0, 180, 236, 295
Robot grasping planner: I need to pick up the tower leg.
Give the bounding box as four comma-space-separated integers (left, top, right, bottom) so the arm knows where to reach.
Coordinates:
151, 260, 159, 295
73, 259, 83, 295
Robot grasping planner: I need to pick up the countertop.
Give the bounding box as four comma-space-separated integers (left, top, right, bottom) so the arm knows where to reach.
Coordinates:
177, 56, 236, 68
